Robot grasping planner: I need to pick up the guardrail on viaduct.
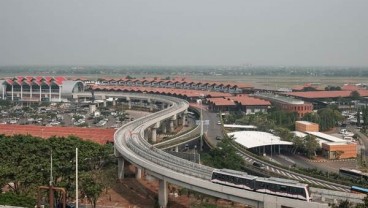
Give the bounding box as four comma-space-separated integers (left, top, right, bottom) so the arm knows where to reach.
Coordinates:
74, 92, 329, 208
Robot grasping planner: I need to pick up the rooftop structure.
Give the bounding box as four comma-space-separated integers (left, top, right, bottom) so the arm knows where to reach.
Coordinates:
223, 124, 257, 130
228, 131, 293, 149
285, 90, 368, 99
91, 85, 232, 99
253, 93, 313, 117
254, 92, 305, 105
306, 131, 346, 143
88, 77, 253, 94
295, 121, 319, 132
206, 95, 271, 114
0, 76, 84, 102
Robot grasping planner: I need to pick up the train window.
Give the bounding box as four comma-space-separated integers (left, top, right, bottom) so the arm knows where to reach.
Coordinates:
301, 188, 307, 198
289, 187, 296, 194
280, 185, 287, 192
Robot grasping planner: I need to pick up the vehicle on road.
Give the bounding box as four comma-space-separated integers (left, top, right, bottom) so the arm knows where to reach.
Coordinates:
339, 168, 368, 181
351, 186, 368, 194
252, 162, 265, 169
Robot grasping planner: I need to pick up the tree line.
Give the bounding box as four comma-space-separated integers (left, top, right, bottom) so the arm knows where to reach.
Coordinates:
0, 134, 116, 208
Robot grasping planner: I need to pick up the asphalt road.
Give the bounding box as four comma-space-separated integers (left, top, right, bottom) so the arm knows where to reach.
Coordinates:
197, 105, 224, 147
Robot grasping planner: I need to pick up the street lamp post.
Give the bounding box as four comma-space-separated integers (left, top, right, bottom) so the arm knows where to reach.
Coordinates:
197, 99, 203, 151
270, 138, 273, 160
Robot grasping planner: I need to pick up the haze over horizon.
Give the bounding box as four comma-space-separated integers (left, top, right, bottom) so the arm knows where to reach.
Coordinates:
0, 0, 367, 67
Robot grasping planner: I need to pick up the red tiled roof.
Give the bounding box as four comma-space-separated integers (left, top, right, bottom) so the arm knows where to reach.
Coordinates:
286, 90, 368, 99
229, 95, 271, 106
341, 84, 363, 91
97, 77, 253, 89
4, 76, 67, 86
207, 95, 271, 106
91, 86, 232, 98
207, 98, 236, 106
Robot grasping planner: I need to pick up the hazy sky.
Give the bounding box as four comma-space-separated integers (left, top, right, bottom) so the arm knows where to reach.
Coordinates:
0, 0, 367, 66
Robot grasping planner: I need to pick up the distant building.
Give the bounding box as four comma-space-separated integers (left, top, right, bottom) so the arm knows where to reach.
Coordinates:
295, 121, 319, 132
322, 142, 357, 160
206, 95, 271, 114
253, 93, 313, 118
92, 77, 253, 94
0, 76, 84, 102
293, 122, 357, 160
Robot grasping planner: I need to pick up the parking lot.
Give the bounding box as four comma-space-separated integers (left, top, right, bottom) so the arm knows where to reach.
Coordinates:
0, 101, 150, 130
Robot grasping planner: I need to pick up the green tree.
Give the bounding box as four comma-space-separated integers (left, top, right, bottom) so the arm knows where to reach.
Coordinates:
291, 136, 304, 154
0, 134, 114, 206
80, 173, 103, 208
350, 90, 361, 101
312, 108, 343, 131
0, 192, 35, 207
304, 135, 319, 159
201, 136, 244, 170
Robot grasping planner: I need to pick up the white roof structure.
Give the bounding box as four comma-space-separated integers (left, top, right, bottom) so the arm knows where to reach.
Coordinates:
223, 124, 257, 129
228, 131, 293, 149
292, 131, 307, 138
292, 131, 348, 146
306, 131, 346, 143
296, 121, 315, 125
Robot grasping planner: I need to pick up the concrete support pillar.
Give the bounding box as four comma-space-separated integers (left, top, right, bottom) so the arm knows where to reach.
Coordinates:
39, 85, 42, 101
145, 128, 150, 141
89, 104, 96, 114
182, 114, 186, 126
127, 98, 132, 109
103, 100, 107, 107
140, 99, 144, 107
158, 179, 168, 208
175, 146, 179, 152
58, 86, 61, 102
118, 158, 125, 180
169, 120, 174, 133
29, 85, 32, 99
11, 85, 14, 101
161, 121, 167, 134
20, 85, 23, 100
112, 99, 116, 106
2, 85, 5, 100
170, 115, 176, 133
135, 167, 142, 179
151, 128, 157, 143
49, 85, 51, 101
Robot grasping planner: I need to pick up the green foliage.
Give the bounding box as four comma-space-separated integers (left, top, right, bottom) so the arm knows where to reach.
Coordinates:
80, 173, 103, 208
350, 90, 361, 100
125, 75, 135, 79
268, 110, 298, 130
302, 86, 317, 91
303, 107, 343, 131
325, 86, 342, 91
201, 136, 244, 170
304, 135, 319, 159
0, 134, 114, 205
0, 192, 35, 207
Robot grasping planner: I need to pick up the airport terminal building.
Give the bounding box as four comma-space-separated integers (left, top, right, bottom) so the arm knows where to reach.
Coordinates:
0, 76, 84, 102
